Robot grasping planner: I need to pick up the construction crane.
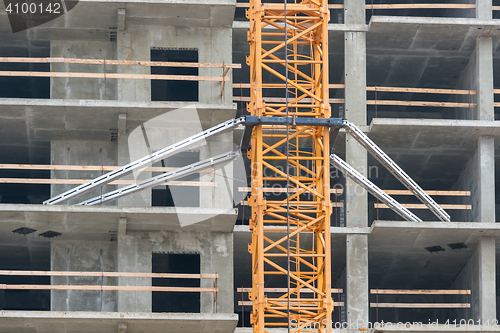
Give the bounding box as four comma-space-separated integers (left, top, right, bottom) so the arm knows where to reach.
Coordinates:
43, 2, 450, 331
246, 0, 333, 331
244, 0, 449, 332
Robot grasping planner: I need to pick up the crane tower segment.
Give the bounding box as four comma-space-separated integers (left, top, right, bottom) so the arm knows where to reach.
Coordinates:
247, 0, 333, 331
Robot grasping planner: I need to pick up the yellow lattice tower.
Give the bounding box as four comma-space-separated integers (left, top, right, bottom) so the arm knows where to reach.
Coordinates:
247, 0, 333, 332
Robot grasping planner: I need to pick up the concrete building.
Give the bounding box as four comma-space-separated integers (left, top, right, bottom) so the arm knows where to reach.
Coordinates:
0, 0, 500, 332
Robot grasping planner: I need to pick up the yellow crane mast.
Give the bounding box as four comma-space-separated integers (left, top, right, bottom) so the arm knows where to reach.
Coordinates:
247, 0, 333, 331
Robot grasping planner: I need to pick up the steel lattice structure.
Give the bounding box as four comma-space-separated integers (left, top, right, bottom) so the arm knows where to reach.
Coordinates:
247, 0, 333, 331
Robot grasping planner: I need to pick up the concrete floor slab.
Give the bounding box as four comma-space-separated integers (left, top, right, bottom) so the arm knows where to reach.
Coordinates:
369, 221, 500, 289
234, 222, 500, 294
0, 99, 236, 141
0, 0, 236, 37
368, 118, 500, 153
363, 118, 500, 192
369, 16, 500, 36
0, 311, 238, 333
0, 204, 238, 241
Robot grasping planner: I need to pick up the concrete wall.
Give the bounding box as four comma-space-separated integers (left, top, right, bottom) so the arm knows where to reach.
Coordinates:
113, 25, 234, 207
51, 41, 117, 100
452, 237, 496, 321
451, 136, 495, 222
117, 230, 233, 314
449, 38, 494, 121
51, 241, 117, 312
117, 26, 232, 103
447, 46, 477, 120
51, 140, 118, 205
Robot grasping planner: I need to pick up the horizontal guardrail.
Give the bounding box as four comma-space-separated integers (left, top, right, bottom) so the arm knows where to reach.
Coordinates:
234, 84, 485, 109
370, 289, 471, 309
0, 270, 218, 293
0, 57, 241, 82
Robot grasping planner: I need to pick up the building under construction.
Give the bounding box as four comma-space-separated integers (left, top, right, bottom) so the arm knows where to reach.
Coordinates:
0, 0, 500, 332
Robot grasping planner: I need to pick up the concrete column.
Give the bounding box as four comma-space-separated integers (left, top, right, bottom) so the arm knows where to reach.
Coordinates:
476, 0, 492, 19
346, 234, 369, 327
344, 28, 368, 227
451, 136, 495, 222
476, 36, 494, 121
450, 35, 493, 120
454, 237, 496, 321
477, 237, 496, 321
344, 0, 365, 24
476, 136, 495, 222
343, 3, 369, 325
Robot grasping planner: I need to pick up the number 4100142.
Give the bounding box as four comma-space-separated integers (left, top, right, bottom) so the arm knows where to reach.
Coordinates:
5, 2, 61, 14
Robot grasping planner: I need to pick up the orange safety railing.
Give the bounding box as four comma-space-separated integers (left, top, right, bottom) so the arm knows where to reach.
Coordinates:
235, 83, 487, 113
370, 289, 471, 309
374, 190, 471, 211
0, 163, 216, 188
0, 270, 219, 309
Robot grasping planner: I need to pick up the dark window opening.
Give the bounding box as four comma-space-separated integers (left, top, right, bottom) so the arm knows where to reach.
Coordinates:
152, 151, 200, 207
0, 45, 50, 99
152, 253, 200, 313
0, 244, 50, 311
151, 48, 199, 102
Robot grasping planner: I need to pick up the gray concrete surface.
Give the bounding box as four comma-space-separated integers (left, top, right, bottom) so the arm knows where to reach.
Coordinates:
117, 230, 233, 313
0, 204, 238, 236
346, 234, 369, 327
0, 311, 238, 333
453, 237, 496, 322
51, 140, 118, 205
51, 242, 117, 312
51, 41, 117, 100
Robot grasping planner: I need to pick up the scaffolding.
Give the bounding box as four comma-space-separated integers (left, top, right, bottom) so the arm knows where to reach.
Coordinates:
247, 0, 333, 331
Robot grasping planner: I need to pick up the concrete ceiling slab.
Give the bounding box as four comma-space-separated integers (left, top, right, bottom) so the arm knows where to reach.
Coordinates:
361, 118, 500, 195
234, 222, 499, 302
368, 118, 500, 152
0, 0, 236, 39
366, 16, 500, 106
0, 311, 238, 333
369, 16, 500, 39
0, 99, 236, 163
0, 204, 239, 241
368, 221, 500, 289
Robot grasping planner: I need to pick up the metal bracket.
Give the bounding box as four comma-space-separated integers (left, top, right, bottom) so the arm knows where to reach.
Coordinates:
240, 116, 343, 151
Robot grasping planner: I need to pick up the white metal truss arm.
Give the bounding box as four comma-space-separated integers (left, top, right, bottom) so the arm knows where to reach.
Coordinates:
342, 120, 450, 222
43, 117, 245, 205
330, 154, 422, 222
77, 150, 240, 206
